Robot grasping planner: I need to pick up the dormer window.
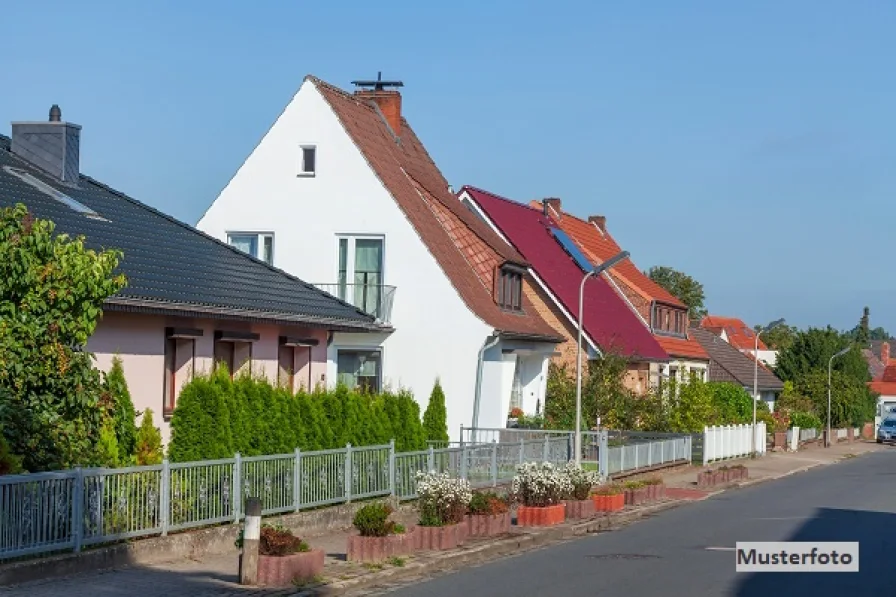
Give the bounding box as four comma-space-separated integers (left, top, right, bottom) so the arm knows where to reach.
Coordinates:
497, 265, 524, 312
653, 304, 686, 337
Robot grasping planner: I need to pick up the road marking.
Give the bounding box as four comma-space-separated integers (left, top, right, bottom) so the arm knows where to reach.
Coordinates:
705, 547, 735, 551
751, 516, 810, 520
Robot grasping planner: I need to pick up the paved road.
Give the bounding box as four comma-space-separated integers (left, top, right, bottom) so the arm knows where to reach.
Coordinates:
378, 450, 896, 597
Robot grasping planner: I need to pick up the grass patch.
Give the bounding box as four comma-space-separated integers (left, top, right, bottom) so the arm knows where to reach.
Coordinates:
387, 556, 406, 567
292, 574, 325, 588
363, 562, 385, 571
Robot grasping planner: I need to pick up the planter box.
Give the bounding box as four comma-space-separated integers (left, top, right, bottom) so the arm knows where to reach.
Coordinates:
773, 432, 788, 449
625, 487, 649, 506
347, 530, 416, 563
415, 524, 461, 551
466, 512, 512, 538
591, 493, 624, 512
847, 428, 855, 441
256, 550, 324, 587
697, 471, 714, 487
863, 423, 874, 439
565, 499, 596, 520
645, 484, 665, 500
517, 504, 565, 527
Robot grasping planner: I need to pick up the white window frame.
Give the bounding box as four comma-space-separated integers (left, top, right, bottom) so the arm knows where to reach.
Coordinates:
335, 347, 384, 393
298, 144, 317, 177
335, 234, 386, 284
226, 232, 275, 265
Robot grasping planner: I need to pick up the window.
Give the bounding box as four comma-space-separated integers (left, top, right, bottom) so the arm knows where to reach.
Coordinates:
653, 305, 686, 337
337, 350, 381, 393
163, 328, 201, 417
3, 166, 107, 221
278, 345, 296, 392
497, 266, 523, 311
213, 331, 258, 378
227, 232, 274, 265
337, 236, 385, 318
299, 145, 316, 176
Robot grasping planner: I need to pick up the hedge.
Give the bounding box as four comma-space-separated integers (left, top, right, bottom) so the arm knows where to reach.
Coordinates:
169, 369, 428, 462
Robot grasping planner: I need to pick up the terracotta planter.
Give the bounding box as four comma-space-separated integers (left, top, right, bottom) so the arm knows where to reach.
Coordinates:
864, 422, 874, 439
347, 529, 416, 563
591, 493, 624, 512
773, 432, 787, 449
565, 499, 596, 520
256, 550, 324, 587
517, 504, 565, 527
645, 484, 664, 500
415, 524, 461, 551
466, 512, 512, 537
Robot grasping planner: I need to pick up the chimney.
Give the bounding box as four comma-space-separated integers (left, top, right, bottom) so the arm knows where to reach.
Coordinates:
11, 105, 81, 184
542, 197, 562, 218
351, 72, 404, 137
589, 215, 607, 233
882, 342, 890, 365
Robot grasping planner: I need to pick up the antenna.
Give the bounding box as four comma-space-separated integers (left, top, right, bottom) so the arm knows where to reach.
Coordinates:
351, 71, 404, 91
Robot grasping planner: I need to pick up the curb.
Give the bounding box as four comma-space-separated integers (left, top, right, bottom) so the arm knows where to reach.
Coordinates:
299, 500, 689, 596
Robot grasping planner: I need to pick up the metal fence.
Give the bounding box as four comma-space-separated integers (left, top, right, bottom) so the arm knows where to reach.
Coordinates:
605, 436, 692, 475
0, 437, 570, 561
797, 427, 819, 443
703, 423, 767, 465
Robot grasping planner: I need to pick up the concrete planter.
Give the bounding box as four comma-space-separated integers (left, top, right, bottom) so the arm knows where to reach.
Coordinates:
517, 504, 566, 527
847, 428, 855, 441
592, 493, 625, 512
773, 431, 788, 449
625, 487, 649, 506
697, 470, 714, 487
465, 512, 511, 538
564, 499, 596, 520
415, 524, 461, 551
346, 530, 416, 563
645, 484, 665, 500
256, 550, 324, 587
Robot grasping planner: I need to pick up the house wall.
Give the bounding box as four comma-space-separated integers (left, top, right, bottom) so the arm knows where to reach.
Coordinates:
88, 311, 329, 445
744, 348, 778, 367
195, 80, 493, 441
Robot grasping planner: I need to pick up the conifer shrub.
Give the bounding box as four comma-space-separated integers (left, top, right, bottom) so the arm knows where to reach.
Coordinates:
422, 380, 449, 445
134, 409, 164, 466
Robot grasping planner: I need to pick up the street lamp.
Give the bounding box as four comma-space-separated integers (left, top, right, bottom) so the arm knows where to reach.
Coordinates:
752, 318, 785, 457
827, 346, 851, 447
575, 250, 629, 466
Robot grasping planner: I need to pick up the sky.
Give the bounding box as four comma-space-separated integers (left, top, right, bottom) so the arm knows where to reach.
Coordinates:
3, 1, 894, 334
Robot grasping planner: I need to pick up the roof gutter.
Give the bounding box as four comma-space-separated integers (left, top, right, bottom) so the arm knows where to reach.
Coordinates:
471, 334, 502, 442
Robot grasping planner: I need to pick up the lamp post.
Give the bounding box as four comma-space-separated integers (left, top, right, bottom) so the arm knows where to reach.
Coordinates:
575, 250, 629, 465
752, 318, 785, 457
827, 346, 851, 447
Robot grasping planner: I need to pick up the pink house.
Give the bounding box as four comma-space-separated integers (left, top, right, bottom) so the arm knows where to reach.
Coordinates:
1, 106, 392, 443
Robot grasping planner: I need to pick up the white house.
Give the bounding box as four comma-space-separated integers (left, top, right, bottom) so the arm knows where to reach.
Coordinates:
197, 74, 563, 438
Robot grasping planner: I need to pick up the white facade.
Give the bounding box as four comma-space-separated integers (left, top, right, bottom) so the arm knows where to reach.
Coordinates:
196, 80, 553, 439
744, 348, 778, 367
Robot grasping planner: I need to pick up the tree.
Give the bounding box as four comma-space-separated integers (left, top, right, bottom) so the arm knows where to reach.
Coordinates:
134, 409, 163, 466
94, 420, 121, 468
104, 357, 137, 461
775, 327, 869, 385
422, 380, 449, 444
666, 373, 714, 432
168, 368, 234, 462
707, 382, 754, 425
0, 204, 127, 471
645, 266, 707, 320
856, 307, 871, 347
755, 323, 798, 351
0, 430, 23, 475
795, 370, 876, 427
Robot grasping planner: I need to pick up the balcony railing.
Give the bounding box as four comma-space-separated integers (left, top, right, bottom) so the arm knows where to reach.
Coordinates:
314, 283, 396, 325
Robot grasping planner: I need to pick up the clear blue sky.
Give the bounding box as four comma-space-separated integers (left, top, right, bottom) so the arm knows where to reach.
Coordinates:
4, 1, 894, 334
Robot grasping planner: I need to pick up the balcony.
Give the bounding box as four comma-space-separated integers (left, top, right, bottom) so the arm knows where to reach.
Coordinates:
314, 283, 396, 325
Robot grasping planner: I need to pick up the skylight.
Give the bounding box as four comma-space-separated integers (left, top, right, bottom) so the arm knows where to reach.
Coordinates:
3, 166, 106, 220
549, 227, 595, 273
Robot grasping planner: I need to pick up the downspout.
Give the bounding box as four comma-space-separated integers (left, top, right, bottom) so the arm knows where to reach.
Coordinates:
471, 334, 502, 443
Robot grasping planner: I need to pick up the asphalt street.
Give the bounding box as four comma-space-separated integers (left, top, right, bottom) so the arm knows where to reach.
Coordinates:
382, 450, 896, 597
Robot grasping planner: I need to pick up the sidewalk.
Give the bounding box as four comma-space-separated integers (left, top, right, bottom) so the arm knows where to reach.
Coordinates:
1, 441, 883, 597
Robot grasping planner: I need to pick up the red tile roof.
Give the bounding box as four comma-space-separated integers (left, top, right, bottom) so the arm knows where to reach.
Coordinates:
869, 380, 896, 397
534, 202, 685, 308
700, 315, 767, 351
310, 77, 560, 342
462, 186, 668, 361
656, 335, 709, 360
881, 364, 896, 383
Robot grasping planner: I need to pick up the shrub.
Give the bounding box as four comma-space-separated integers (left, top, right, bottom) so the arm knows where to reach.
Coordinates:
772, 410, 791, 433
509, 407, 524, 419
511, 462, 572, 507
623, 480, 646, 489
643, 477, 663, 486
259, 524, 309, 556
415, 471, 472, 527
562, 462, 600, 500
422, 380, 449, 444
94, 420, 120, 467
353, 503, 399, 537
790, 411, 822, 430
104, 357, 137, 460
468, 491, 509, 515
0, 431, 23, 475
134, 409, 164, 466
591, 484, 624, 496
168, 368, 233, 462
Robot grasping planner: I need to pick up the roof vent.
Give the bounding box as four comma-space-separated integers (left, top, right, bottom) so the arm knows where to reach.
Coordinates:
3, 166, 107, 221
49, 104, 62, 122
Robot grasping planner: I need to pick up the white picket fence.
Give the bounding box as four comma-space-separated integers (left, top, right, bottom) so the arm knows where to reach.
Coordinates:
702, 423, 766, 465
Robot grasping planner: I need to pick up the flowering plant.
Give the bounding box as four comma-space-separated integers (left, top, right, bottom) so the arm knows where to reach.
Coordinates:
415, 471, 472, 527
509, 407, 524, 419
561, 462, 600, 500
511, 462, 572, 507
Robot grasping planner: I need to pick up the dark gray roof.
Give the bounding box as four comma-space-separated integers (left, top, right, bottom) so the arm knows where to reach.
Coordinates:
0, 135, 387, 332
690, 327, 784, 392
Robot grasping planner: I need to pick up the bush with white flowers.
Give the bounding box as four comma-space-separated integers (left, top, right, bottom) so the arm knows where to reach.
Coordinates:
415, 471, 472, 527
561, 461, 601, 500
511, 462, 573, 507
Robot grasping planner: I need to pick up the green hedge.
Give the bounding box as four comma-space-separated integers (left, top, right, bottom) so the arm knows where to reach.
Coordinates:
169, 369, 427, 462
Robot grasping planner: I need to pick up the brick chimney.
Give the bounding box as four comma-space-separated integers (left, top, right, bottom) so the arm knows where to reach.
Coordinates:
542, 197, 562, 218
882, 341, 890, 364
589, 215, 607, 233
352, 72, 404, 137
